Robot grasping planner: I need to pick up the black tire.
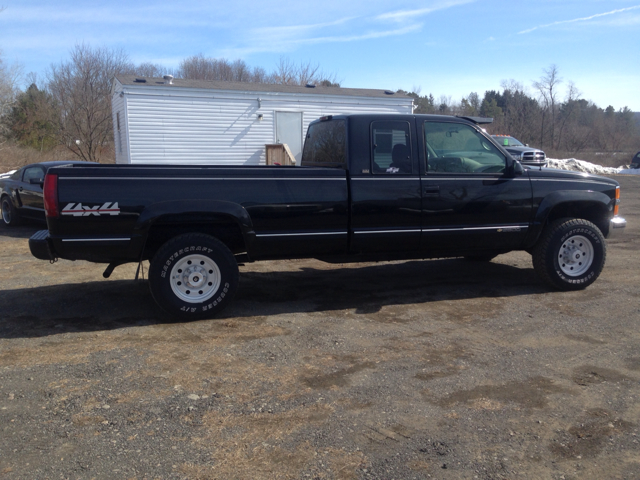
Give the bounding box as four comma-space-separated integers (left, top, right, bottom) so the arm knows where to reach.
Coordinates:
148, 233, 239, 319
1, 196, 21, 227
532, 218, 606, 290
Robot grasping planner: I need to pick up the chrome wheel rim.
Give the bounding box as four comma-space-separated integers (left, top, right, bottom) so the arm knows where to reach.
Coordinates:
2, 200, 10, 224
558, 235, 594, 277
170, 254, 221, 303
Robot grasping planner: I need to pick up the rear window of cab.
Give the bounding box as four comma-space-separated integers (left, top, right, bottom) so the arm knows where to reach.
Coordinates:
302, 120, 347, 168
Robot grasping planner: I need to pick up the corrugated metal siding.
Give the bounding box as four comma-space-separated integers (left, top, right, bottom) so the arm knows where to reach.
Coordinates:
111, 91, 127, 164
121, 87, 413, 165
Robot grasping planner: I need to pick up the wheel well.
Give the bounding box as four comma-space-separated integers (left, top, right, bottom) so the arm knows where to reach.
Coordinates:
1, 194, 14, 210
545, 201, 610, 234
142, 215, 246, 261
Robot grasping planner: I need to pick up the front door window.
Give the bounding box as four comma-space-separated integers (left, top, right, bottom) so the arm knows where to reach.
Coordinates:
425, 122, 506, 174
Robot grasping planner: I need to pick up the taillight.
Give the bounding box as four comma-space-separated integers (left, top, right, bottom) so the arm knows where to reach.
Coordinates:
43, 173, 58, 218
614, 186, 620, 216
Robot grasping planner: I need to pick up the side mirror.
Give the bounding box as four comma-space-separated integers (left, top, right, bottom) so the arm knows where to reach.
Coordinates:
508, 160, 524, 177
514, 160, 524, 175
29, 177, 45, 186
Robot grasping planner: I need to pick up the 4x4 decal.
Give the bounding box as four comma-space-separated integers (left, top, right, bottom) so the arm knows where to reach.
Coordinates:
61, 202, 120, 216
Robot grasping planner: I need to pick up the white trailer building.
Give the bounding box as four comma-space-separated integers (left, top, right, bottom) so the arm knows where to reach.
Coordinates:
111, 75, 414, 165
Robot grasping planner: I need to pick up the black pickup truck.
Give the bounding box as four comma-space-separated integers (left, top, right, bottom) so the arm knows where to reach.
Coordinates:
29, 114, 626, 318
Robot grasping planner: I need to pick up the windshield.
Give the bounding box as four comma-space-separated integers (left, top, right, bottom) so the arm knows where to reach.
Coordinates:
494, 136, 524, 147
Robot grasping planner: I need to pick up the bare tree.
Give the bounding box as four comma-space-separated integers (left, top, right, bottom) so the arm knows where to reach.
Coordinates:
177, 54, 339, 87
459, 92, 481, 116
46, 44, 135, 161
177, 55, 253, 82
135, 62, 174, 78
498, 79, 540, 143
533, 64, 562, 148
0, 50, 23, 145
555, 81, 581, 151
437, 95, 453, 114
272, 57, 339, 86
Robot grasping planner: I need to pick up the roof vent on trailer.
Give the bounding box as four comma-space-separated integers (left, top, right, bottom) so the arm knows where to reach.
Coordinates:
163, 75, 174, 85
305, 83, 316, 88
134, 78, 146, 83
384, 90, 395, 95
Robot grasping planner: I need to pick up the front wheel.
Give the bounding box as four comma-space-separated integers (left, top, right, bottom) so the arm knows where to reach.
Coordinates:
532, 218, 606, 290
149, 233, 239, 319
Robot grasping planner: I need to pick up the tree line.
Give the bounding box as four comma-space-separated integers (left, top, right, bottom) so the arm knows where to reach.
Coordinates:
404, 65, 639, 157
0, 45, 638, 163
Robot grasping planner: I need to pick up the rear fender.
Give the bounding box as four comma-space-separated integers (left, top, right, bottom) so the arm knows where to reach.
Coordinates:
134, 199, 256, 254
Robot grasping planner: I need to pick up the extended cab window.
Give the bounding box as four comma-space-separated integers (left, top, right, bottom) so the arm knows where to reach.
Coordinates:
425, 122, 506, 174
302, 119, 346, 167
371, 121, 412, 174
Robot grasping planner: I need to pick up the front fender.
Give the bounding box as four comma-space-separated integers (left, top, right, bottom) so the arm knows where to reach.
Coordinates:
524, 190, 613, 247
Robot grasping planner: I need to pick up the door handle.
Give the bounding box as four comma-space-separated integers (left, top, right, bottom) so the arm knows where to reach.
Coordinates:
423, 186, 440, 197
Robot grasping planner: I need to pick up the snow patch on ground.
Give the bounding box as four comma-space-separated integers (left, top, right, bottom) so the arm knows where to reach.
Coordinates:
547, 158, 640, 175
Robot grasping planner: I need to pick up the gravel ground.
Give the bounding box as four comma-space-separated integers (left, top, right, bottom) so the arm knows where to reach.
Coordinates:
0, 175, 639, 480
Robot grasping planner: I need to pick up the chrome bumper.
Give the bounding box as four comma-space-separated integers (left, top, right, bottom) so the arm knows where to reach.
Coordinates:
607, 216, 626, 239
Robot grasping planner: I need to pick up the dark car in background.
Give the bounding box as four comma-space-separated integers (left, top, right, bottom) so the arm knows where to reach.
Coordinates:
1, 161, 96, 226
631, 151, 640, 169
492, 135, 547, 167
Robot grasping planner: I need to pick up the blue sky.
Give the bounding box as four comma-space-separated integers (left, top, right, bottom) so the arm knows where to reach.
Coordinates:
1, 0, 639, 111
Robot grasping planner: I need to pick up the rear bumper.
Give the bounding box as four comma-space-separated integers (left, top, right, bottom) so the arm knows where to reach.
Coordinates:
607, 216, 626, 239
29, 230, 140, 263
29, 229, 57, 261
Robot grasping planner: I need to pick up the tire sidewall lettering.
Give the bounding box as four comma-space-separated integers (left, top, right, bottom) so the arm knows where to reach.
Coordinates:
552, 224, 603, 285
150, 235, 238, 319
201, 282, 230, 312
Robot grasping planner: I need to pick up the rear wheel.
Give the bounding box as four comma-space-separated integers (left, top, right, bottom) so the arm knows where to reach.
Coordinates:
1, 196, 21, 226
149, 233, 239, 319
532, 218, 606, 290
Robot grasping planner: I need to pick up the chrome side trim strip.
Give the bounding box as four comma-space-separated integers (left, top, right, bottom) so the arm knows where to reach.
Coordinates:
60, 177, 346, 181
422, 225, 529, 232
353, 225, 529, 234
256, 231, 347, 238
354, 229, 421, 234
351, 177, 420, 181
61, 238, 131, 242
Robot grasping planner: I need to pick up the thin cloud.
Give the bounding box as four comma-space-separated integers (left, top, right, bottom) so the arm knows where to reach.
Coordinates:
235, 12, 426, 55
222, 24, 422, 57
377, 0, 475, 22
518, 5, 640, 34
252, 17, 356, 37
295, 24, 423, 44
229, 0, 475, 55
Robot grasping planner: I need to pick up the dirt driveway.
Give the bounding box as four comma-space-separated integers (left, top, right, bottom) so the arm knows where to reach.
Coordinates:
1, 175, 639, 480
